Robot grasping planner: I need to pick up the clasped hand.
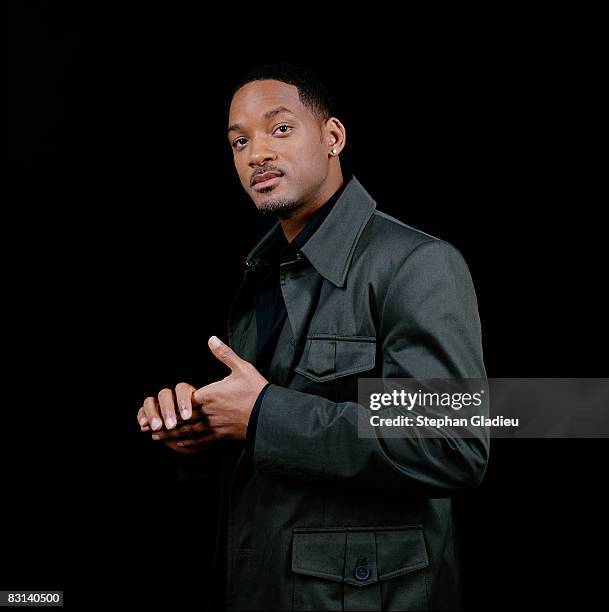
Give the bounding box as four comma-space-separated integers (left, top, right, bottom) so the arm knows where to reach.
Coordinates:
136, 336, 268, 455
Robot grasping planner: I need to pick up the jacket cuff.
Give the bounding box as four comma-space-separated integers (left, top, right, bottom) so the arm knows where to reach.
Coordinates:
251, 383, 350, 479
243, 382, 271, 463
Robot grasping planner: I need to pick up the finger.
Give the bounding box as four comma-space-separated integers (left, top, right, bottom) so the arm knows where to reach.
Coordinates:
176, 404, 206, 424
158, 388, 177, 429
177, 431, 219, 447
175, 382, 196, 420
137, 407, 148, 428
207, 335, 243, 372
143, 397, 163, 431
150, 419, 209, 441
140, 425, 151, 432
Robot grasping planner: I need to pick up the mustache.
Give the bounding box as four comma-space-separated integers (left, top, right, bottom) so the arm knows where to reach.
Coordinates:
250, 166, 285, 186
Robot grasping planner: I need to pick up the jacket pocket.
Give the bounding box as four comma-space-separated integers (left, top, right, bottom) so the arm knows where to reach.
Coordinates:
294, 335, 377, 383
291, 525, 429, 611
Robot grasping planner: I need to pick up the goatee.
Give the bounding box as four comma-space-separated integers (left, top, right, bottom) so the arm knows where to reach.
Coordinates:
256, 197, 304, 220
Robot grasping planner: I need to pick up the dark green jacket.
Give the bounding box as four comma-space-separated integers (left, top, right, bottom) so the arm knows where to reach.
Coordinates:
204, 175, 488, 611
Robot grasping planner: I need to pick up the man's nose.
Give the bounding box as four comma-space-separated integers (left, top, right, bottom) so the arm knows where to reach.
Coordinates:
248, 137, 277, 167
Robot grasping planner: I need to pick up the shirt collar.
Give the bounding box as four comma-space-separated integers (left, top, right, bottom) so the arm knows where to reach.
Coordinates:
245, 174, 377, 287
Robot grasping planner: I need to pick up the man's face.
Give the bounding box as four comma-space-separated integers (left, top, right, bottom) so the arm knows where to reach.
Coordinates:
228, 80, 330, 217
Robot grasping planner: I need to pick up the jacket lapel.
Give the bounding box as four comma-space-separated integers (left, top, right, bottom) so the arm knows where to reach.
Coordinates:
227, 264, 265, 364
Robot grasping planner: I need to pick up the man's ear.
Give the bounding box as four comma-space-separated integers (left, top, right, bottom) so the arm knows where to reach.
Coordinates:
323, 116, 347, 156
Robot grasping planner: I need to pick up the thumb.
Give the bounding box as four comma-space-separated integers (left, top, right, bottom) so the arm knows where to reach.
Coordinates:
208, 335, 243, 371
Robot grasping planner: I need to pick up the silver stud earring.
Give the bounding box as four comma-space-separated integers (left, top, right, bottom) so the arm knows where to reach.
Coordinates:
331, 148, 338, 155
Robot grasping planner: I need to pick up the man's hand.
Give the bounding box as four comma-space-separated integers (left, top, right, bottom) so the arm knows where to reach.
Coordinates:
138, 381, 197, 432
191, 335, 269, 441
137, 380, 207, 454
137, 336, 269, 453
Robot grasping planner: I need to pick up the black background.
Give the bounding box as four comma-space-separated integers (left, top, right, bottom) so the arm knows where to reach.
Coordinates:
6, 3, 607, 610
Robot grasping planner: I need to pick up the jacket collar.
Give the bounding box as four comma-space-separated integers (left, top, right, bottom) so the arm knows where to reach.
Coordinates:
244, 175, 376, 287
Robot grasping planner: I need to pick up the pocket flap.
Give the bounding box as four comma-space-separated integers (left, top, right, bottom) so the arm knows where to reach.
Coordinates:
294, 335, 377, 383
292, 528, 345, 582
292, 525, 429, 585
375, 526, 429, 580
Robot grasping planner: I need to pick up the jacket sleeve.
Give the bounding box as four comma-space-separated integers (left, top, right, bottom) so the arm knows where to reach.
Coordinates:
251, 239, 490, 497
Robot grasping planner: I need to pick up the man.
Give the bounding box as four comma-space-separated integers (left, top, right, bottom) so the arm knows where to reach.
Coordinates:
137, 63, 489, 611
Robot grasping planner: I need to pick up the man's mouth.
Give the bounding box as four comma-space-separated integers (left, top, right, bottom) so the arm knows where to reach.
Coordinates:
251, 171, 284, 190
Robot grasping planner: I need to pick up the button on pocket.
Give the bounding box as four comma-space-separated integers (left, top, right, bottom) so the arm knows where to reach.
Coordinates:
291, 525, 429, 611
354, 559, 370, 581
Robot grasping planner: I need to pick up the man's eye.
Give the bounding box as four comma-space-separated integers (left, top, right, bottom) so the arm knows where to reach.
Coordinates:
274, 125, 292, 135
233, 138, 247, 148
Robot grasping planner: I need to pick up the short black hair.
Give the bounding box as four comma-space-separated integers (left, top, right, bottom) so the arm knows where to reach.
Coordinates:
231, 63, 333, 124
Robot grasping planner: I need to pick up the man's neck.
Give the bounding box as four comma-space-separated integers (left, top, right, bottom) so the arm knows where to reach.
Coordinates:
279, 171, 344, 243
